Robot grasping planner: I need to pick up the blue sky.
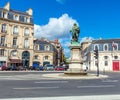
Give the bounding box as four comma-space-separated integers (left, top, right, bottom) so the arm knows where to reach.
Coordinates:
0, 0, 120, 57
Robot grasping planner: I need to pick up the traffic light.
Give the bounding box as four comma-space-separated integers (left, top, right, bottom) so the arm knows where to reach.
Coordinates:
94, 49, 98, 59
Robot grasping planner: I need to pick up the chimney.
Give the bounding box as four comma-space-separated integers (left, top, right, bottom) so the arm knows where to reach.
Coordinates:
4, 2, 10, 10
26, 8, 33, 16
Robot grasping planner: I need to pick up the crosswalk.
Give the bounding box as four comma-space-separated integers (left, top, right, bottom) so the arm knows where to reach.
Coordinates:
101, 79, 119, 83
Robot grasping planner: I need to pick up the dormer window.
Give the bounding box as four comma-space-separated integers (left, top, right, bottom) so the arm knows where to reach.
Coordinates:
2, 12, 7, 18
24, 17, 30, 23
94, 44, 99, 51
34, 45, 39, 50
104, 44, 108, 51
14, 15, 19, 21
44, 45, 50, 51
112, 43, 118, 51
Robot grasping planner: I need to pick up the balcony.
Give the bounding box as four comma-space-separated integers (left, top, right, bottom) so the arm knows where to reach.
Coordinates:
24, 33, 29, 37
12, 45, 18, 48
24, 46, 29, 49
0, 44, 7, 47
1, 30, 7, 33
13, 32, 19, 35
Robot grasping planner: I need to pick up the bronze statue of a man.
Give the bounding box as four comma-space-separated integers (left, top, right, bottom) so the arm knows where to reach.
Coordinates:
70, 23, 80, 43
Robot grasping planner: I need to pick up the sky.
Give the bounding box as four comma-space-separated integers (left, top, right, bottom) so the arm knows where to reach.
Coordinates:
0, 0, 120, 57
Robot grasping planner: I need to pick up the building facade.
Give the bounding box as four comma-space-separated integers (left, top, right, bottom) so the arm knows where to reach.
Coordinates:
33, 38, 63, 66
82, 38, 120, 71
0, 2, 34, 67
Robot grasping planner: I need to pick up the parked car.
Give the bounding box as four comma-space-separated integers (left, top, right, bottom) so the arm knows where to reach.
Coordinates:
6, 66, 13, 71
6, 66, 19, 71
55, 66, 65, 71
18, 66, 27, 71
44, 64, 54, 71
35, 66, 44, 71
30, 66, 44, 71
1, 65, 7, 71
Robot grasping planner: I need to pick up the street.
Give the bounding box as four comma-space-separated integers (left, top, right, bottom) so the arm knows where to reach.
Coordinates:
0, 71, 120, 99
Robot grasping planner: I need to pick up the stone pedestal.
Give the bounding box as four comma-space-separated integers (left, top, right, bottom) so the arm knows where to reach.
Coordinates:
65, 43, 87, 75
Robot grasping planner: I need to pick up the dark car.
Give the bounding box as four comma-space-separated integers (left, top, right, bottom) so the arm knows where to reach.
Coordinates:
7, 66, 19, 71
36, 66, 44, 71
18, 66, 27, 71
31, 66, 44, 71
6, 66, 13, 71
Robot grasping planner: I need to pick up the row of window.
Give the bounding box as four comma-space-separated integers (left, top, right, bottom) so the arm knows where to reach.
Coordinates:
0, 36, 29, 48
1, 11, 31, 23
0, 49, 49, 61
94, 55, 119, 66
1, 24, 30, 36
94, 43, 118, 51
104, 56, 118, 60
0, 49, 27, 57
34, 55, 49, 60
34, 45, 50, 51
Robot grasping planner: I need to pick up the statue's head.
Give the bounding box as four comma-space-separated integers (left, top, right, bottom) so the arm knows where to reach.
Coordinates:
73, 23, 77, 26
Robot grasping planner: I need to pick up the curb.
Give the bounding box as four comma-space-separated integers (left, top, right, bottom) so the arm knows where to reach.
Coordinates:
42, 73, 109, 80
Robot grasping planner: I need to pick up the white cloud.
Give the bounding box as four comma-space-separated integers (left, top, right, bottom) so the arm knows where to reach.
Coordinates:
34, 13, 79, 57
80, 37, 94, 43
56, 0, 66, 4
34, 13, 78, 40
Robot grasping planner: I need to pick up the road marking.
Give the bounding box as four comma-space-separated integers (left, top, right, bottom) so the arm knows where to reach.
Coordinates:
13, 86, 59, 90
102, 79, 119, 83
1, 95, 120, 100
34, 81, 68, 83
77, 85, 115, 88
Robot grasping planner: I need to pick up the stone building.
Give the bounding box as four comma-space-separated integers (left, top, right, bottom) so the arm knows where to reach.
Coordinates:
0, 2, 34, 67
33, 38, 63, 66
82, 38, 120, 71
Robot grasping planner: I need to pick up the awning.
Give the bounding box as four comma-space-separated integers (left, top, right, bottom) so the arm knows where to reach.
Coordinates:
9, 59, 22, 63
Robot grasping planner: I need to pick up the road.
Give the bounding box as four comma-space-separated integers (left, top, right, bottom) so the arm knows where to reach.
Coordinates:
0, 71, 120, 99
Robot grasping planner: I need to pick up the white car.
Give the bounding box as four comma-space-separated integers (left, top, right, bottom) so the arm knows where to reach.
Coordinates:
45, 64, 54, 71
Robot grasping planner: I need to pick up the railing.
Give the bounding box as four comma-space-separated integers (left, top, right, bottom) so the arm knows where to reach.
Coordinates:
1, 30, 7, 33
24, 33, 29, 36
24, 46, 29, 49
0, 43, 7, 47
12, 45, 18, 48
13, 32, 19, 35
